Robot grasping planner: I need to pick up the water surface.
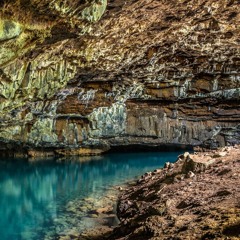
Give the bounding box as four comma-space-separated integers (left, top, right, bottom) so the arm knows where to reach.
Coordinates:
0, 151, 183, 239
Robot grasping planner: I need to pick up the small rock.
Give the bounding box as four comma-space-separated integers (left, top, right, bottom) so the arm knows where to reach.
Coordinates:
169, 163, 174, 169
219, 152, 227, 157
153, 169, 162, 174
137, 178, 144, 184
213, 152, 227, 158
59, 236, 71, 240
144, 172, 152, 177
187, 171, 195, 178
165, 199, 174, 208
179, 152, 190, 161
120, 200, 133, 212
95, 206, 112, 214
164, 162, 170, 169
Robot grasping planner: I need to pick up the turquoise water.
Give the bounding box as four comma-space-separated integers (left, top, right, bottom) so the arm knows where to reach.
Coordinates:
0, 151, 183, 239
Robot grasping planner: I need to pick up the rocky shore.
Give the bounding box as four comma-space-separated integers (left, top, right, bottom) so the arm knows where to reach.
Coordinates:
80, 146, 240, 240
55, 190, 119, 240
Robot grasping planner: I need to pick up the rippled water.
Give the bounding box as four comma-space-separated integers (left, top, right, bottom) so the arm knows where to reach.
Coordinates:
0, 151, 183, 239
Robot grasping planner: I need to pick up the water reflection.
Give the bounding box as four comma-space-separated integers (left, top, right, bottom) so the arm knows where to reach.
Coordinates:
0, 151, 183, 239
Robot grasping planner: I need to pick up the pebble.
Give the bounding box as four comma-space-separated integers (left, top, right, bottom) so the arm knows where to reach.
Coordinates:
187, 171, 195, 178
95, 206, 112, 214
213, 152, 227, 158
164, 162, 171, 169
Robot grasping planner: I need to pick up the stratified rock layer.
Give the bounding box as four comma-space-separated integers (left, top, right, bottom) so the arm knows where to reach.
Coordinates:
0, 0, 240, 155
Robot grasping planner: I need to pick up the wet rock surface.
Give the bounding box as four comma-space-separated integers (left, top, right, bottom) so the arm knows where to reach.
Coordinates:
102, 146, 240, 240
0, 0, 239, 154
41, 187, 120, 240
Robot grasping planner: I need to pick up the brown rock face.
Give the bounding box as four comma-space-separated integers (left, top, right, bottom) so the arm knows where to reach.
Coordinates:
111, 146, 240, 240
0, 0, 239, 155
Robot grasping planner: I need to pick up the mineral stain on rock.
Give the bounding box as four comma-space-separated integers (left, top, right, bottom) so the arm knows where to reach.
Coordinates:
0, 20, 22, 41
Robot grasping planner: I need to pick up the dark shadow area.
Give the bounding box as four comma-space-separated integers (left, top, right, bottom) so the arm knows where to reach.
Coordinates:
108, 144, 193, 153
223, 222, 240, 237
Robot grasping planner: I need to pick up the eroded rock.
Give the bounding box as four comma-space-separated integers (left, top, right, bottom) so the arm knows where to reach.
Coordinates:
0, 0, 239, 155
108, 146, 240, 240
